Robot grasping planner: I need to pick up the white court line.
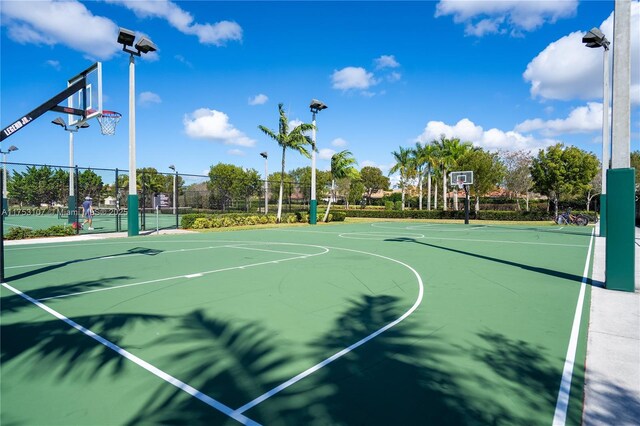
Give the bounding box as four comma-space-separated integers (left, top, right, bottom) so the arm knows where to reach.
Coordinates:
39, 245, 329, 301
7, 244, 241, 270
233, 245, 424, 415
552, 229, 594, 426
0, 282, 259, 426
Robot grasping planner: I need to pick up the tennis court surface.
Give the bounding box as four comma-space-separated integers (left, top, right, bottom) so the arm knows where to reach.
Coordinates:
1, 222, 594, 425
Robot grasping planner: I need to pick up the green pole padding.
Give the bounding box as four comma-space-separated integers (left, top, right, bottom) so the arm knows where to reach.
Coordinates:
67, 195, 77, 224
599, 193, 607, 237
128, 194, 139, 236
605, 168, 635, 291
309, 199, 317, 225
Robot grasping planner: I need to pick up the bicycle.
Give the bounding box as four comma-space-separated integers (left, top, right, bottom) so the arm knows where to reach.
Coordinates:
555, 212, 589, 226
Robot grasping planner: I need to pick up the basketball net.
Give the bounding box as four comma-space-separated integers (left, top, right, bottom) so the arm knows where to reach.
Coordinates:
97, 110, 122, 136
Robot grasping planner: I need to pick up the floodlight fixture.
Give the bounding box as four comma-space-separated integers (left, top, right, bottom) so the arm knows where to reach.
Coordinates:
118, 28, 136, 47
582, 27, 610, 50
52, 117, 66, 127
260, 151, 268, 159
135, 37, 157, 54
169, 164, 176, 172
310, 99, 328, 113
8, 145, 18, 153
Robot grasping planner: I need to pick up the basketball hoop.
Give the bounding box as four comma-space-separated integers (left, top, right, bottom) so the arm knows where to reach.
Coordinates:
97, 110, 122, 136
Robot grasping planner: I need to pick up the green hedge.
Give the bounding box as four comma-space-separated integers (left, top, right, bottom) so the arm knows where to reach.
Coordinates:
4, 225, 75, 240
181, 210, 347, 229
335, 208, 599, 222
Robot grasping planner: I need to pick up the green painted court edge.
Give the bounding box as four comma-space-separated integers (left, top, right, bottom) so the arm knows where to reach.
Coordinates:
127, 194, 139, 236
605, 168, 635, 291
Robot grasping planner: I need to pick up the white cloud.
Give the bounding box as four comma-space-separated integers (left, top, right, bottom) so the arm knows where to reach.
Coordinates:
139, 91, 162, 106
288, 119, 304, 130
183, 108, 256, 147
227, 149, 245, 156
174, 55, 193, 68
318, 148, 336, 160
361, 160, 395, 173
515, 102, 604, 136
45, 60, 61, 70
111, 0, 242, 46
248, 94, 268, 105
375, 55, 400, 69
524, 4, 639, 104
435, 0, 578, 37
0, 0, 119, 59
331, 67, 377, 90
387, 72, 402, 83
331, 138, 348, 147
416, 118, 558, 153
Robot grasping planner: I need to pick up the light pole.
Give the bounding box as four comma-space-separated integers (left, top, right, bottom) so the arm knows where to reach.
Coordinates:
582, 27, 610, 237
52, 117, 89, 224
169, 165, 177, 215
260, 152, 268, 214
117, 27, 157, 237
309, 99, 327, 225
1, 145, 18, 212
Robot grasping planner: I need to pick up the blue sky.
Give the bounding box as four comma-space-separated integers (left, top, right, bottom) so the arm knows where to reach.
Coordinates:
1, 1, 638, 186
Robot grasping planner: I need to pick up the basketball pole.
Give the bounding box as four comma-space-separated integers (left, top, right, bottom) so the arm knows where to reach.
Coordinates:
464, 185, 470, 225
127, 53, 139, 237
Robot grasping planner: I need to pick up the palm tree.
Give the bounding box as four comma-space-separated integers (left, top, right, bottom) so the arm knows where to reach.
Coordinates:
323, 150, 358, 222
389, 146, 415, 211
433, 136, 472, 211
445, 139, 473, 210
259, 103, 314, 222
412, 142, 438, 210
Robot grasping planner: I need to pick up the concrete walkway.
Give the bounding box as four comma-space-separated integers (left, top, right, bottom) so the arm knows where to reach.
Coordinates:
583, 227, 640, 425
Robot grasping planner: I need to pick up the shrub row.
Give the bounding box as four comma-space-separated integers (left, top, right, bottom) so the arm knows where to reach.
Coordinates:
335, 209, 552, 221
4, 225, 76, 240
181, 210, 346, 229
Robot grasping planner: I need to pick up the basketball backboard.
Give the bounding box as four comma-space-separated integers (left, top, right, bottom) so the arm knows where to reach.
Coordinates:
67, 62, 102, 126
450, 170, 474, 186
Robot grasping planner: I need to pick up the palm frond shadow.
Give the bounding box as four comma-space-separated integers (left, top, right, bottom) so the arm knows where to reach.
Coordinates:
1, 312, 167, 379
269, 294, 490, 425
1, 276, 131, 313
125, 310, 308, 426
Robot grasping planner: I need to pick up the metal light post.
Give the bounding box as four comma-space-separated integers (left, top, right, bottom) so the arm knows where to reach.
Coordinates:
1, 145, 18, 212
260, 152, 268, 214
117, 28, 157, 237
582, 27, 610, 237
309, 99, 327, 225
52, 117, 89, 224
169, 165, 177, 215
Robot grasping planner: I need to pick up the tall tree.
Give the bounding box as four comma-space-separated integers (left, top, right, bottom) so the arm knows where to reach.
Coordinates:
530, 143, 599, 217
389, 146, 415, 211
501, 150, 534, 211
411, 142, 436, 210
432, 136, 472, 211
360, 166, 390, 205
457, 148, 506, 212
259, 103, 314, 222
323, 150, 358, 221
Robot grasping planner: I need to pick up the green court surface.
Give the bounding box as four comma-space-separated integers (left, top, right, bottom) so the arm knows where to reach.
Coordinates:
0, 222, 595, 425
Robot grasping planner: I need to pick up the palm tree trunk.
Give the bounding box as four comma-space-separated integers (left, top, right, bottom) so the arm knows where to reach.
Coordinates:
418, 172, 423, 210
401, 183, 405, 211
323, 179, 335, 222
277, 147, 286, 223
434, 180, 438, 210
427, 170, 432, 210
454, 190, 459, 210
442, 169, 447, 211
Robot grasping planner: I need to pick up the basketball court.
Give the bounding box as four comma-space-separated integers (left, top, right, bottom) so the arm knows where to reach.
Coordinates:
1, 222, 594, 425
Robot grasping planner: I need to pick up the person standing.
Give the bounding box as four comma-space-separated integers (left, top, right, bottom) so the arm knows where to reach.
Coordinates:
82, 196, 94, 230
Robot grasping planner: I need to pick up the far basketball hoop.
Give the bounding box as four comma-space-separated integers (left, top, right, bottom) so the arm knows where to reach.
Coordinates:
450, 170, 473, 187
97, 110, 122, 135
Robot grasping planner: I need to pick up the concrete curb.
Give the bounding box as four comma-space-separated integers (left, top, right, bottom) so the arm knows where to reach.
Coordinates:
583, 227, 640, 425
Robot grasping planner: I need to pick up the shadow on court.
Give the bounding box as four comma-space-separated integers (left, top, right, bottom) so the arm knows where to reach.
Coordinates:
385, 237, 589, 285
5, 247, 163, 282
